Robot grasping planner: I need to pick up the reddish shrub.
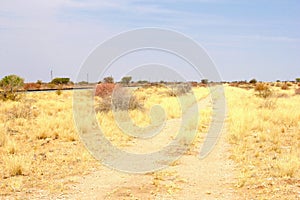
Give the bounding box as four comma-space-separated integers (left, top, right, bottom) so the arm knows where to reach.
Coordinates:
95, 83, 115, 98
198, 83, 208, 87
255, 83, 272, 98
281, 84, 289, 90
24, 83, 41, 90
295, 88, 300, 95
190, 82, 198, 87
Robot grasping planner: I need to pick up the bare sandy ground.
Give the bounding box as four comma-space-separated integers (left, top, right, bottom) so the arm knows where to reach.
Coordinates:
61, 98, 238, 199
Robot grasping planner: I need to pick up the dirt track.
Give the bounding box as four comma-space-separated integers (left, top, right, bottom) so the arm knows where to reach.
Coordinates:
64, 97, 237, 199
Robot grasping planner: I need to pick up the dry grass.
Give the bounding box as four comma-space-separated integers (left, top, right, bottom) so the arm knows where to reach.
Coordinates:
0, 91, 97, 197
0, 86, 210, 198
226, 86, 300, 199
4, 84, 298, 199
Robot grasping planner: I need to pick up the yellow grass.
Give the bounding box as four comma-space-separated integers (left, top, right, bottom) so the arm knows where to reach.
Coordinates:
0, 86, 210, 197
226, 86, 300, 199
2, 84, 299, 199
0, 91, 97, 196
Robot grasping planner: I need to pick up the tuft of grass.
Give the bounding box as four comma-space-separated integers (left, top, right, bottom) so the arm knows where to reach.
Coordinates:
0, 124, 7, 147
56, 89, 62, 95
4, 155, 27, 177
273, 154, 300, 178
6, 139, 17, 154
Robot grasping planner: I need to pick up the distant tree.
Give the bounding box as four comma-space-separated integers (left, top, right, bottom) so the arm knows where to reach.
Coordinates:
78, 81, 88, 85
137, 80, 149, 84
51, 77, 70, 85
249, 78, 257, 84
36, 80, 43, 85
0, 74, 24, 100
121, 76, 132, 85
103, 76, 114, 84
296, 78, 300, 83
201, 79, 208, 84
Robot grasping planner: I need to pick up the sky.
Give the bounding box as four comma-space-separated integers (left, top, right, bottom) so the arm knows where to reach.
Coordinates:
0, 0, 299, 82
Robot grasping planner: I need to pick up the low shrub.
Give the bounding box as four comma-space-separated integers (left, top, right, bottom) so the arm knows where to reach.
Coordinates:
103, 76, 114, 84
295, 88, 300, 95
0, 75, 24, 101
24, 83, 41, 90
95, 86, 143, 112
190, 82, 198, 87
36, 80, 43, 85
201, 79, 208, 84
165, 83, 192, 97
78, 81, 88, 85
56, 89, 62, 95
111, 87, 143, 111
51, 77, 70, 85
255, 83, 272, 98
47, 83, 56, 89
229, 83, 239, 87
249, 79, 257, 84
95, 83, 115, 98
6, 99, 38, 120
281, 84, 289, 90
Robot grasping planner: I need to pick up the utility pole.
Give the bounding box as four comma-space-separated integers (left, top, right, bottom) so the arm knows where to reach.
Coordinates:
50, 69, 53, 81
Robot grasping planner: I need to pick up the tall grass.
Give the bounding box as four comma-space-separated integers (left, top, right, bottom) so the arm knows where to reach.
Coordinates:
226, 86, 300, 199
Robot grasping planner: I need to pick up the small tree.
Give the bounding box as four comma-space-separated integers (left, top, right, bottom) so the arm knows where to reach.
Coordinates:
51, 77, 70, 85
201, 79, 208, 84
0, 75, 24, 100
249, 78, 257, 84
103, 76, 114, 84
121, 76, 132, 85
36, 80, 43, 85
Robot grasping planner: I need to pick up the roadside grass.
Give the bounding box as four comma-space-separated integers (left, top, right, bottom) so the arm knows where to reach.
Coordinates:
0, 91, 97, 197
226, 86, 300, 199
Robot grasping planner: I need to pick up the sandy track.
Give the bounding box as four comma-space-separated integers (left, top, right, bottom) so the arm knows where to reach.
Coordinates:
65, 97, 237, 199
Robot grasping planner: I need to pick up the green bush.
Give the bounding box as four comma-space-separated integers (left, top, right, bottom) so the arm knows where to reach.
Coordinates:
201, 79, 208, 84
137, 80, 149, 84
121, 76, 132, 85
77, 81, 88, 85
51, 77, 70, 85
296, 78, 300, 83
36, 80, 43, 85
249, 78, 257, 84
0, 75, 24, 101
103, 76, 114, 84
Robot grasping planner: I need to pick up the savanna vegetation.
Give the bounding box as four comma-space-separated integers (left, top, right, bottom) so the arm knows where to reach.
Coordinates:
0, 74, 299, 199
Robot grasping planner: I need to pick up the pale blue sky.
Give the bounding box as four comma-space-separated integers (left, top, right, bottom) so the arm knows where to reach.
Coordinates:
0, 0, 299, 82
